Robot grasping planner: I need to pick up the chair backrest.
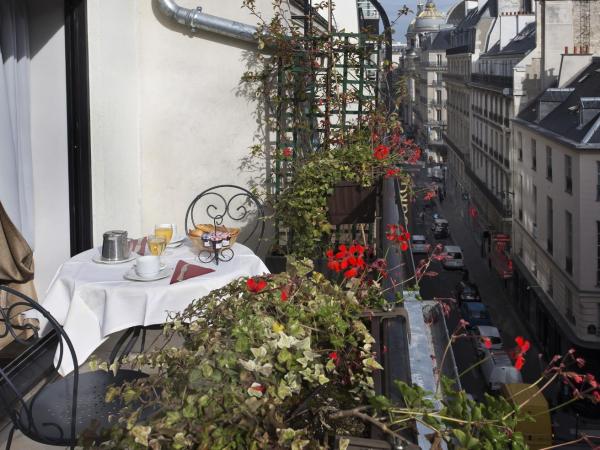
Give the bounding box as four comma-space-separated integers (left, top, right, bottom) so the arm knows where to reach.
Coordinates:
0, 285, 78, 445
184, 185, 266, 253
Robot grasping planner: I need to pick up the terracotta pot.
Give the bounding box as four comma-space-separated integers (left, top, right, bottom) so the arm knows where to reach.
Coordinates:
326, 181, 379, 225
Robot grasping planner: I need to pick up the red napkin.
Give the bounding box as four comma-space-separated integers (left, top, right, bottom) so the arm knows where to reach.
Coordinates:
170, 260, 215, 284
130, 237, 148, 255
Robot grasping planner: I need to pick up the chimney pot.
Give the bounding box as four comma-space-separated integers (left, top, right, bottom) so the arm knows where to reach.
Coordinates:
574, 46, 579, 54
564, 46, 568, 54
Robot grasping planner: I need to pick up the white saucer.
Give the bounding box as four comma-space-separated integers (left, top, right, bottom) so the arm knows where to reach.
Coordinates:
124, 267, 171, 282
132, 262, 167, 270
92, 253, 137, 265
167, 235, 185, 247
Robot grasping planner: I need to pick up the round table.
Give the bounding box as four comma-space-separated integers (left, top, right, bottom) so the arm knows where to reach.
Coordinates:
34, 240, 269, 375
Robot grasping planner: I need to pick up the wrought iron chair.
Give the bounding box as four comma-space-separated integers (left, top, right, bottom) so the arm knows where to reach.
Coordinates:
111, 185, 267, 360
184, 184, 266, 255
0, 285, 149, 449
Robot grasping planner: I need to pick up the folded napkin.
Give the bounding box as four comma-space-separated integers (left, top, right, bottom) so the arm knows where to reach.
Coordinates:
130, 237, 148, 255
170, 260, 215, 284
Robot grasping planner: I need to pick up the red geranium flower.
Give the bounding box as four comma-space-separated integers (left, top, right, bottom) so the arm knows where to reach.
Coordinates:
373, 144, 390, 160
482, 337, 492, 349
280, 290, 288, 301
247, 277, 267, 293
328, 351, 339, 361
282, 147, 293, 157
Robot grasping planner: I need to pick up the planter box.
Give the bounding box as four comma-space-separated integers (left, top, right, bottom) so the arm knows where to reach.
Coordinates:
326, 181, 379, 226
265, 254, 287, 274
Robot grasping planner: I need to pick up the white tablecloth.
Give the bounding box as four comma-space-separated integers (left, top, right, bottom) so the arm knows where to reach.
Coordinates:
36, 241, 269, 375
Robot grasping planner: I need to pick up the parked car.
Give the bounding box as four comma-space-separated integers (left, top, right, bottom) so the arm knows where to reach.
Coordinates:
473, 325, 503, 355
480, 349, 523, 392
431, 218, 449, 239
455, 280, 481, 305
442, 245, 464, 269
460, 302, 493, 328
411, 235, 430, 254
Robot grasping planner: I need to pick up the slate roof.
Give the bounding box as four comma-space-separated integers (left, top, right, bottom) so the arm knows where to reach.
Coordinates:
446, 2, 489, 53
426, 29, 453, 50
516, 57, 600, 147
483, 22, 536, 56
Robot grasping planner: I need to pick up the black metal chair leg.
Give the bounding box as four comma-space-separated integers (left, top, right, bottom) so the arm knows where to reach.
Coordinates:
140, 327, 147, 353
5, 425, 15, 450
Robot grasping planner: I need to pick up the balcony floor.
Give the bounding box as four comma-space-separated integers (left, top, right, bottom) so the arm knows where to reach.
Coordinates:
0, 329, 175, 449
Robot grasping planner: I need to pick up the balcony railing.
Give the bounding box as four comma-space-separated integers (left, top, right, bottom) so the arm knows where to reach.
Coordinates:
470, 73, 513, 89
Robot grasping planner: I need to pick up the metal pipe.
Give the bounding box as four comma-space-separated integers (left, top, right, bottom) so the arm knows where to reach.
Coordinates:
156, 0, 258, 44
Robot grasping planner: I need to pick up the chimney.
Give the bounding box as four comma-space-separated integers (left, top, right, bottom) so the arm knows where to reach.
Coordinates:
564, 46, 568, 54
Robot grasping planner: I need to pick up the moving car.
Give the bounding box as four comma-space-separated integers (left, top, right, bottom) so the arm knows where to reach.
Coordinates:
431, 218, 449, 239
473, 325, 503, 354
442, 245, 464, 269
480, 349, 523, 392
459, 302, 493, 328
501, 384, 552, 450
455, 280, 481, 305
411, 235, 430, 254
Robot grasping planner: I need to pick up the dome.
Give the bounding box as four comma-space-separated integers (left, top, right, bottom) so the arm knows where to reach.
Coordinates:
414, 1, 446, 31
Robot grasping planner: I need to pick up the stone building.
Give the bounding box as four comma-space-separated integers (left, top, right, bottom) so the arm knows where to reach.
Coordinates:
512, 58, 600, 366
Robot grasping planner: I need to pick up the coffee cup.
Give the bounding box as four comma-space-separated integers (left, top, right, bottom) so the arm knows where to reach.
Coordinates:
135, 256, 161, 278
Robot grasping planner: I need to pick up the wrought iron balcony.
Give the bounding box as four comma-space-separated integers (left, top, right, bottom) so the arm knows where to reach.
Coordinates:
470, 73, 513, 89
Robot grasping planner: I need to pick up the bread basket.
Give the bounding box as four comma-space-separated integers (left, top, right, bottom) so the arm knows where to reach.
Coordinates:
188, 224, 240, 253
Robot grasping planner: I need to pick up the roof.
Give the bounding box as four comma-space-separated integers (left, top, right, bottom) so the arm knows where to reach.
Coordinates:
483, 22, 535, 56
428, 29, 452, 50
445, 2, 489, 53
516, 57, 600, 148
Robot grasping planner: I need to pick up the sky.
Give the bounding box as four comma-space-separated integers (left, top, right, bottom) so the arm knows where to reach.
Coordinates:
379, 0, 458, 42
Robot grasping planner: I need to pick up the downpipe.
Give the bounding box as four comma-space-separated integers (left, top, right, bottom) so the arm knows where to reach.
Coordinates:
156, 0, 259, 44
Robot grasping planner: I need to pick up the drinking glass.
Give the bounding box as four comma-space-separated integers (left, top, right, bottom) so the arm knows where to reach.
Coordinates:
148, 235, 167, 256
155, 224, 174, 244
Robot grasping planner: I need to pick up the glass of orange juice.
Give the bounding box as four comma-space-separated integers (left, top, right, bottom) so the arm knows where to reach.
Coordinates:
155, 224, 174, 245
148, 235, 167, 256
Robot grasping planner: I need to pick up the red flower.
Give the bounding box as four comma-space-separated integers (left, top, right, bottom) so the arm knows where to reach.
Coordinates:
344, 268, 358, 279
373, 144, 390, 160
385, 168, 400, 178
593, 391, 600, 403
247, 277, 267, 293
280, 290, 288, 301
328, 351, 339, 361
482, 337, 492, 349
515, 336, 531, 353
515, 355, 525, 371
282, 147, 293, 157
513, 336, 531, 371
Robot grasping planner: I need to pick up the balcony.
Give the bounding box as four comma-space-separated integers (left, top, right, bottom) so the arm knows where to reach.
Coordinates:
470, 73, 513, 89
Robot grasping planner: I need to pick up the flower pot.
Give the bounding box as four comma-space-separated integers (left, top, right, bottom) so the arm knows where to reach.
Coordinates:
265, 253, 287, 274
326, 181, 379, 225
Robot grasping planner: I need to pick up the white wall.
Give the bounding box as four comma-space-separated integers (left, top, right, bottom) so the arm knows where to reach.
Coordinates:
27, 0, 71, 296
87, 0, 272, 244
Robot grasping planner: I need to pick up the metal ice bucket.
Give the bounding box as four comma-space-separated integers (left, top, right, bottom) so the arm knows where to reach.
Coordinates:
101, 230, 131, 261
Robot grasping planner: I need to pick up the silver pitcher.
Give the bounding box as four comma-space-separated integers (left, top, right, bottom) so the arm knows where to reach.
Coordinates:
101, 230, 131, 261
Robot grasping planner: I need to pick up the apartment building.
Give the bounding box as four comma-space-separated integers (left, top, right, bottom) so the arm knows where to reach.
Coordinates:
512, 58, 600, 364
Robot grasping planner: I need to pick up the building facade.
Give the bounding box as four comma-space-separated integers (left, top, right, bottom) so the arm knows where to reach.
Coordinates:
512, 58, 600, 365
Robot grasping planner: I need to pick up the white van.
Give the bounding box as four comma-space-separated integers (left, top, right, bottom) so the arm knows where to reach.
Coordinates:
480, 349, 523, 392
442, 245, 464, 269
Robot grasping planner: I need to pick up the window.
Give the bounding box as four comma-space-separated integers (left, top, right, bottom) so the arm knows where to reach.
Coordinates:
518, 174, 523, 221
566, 290, 575, 324
517, 132, 523, 161
566, 211, 573, 275
436, 109, 442, 121
532, 184, 538, 227
547, 196, 553, 254
531, 139, 537, 170
565, 155, 572, 194
546, 146, 552, 180
597, 162, 600, 201
437, 54, 442, 65
597, 221, 600, 285
436, 90, 442, 103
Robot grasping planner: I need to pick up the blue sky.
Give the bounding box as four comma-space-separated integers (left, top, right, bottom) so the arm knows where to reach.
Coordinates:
380, 0, 458, 42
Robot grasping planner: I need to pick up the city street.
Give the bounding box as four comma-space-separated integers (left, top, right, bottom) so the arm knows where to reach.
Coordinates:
409, 164, 598, 447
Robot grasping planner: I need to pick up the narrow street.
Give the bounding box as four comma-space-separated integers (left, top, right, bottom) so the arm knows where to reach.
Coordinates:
409, 166, 544, 399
